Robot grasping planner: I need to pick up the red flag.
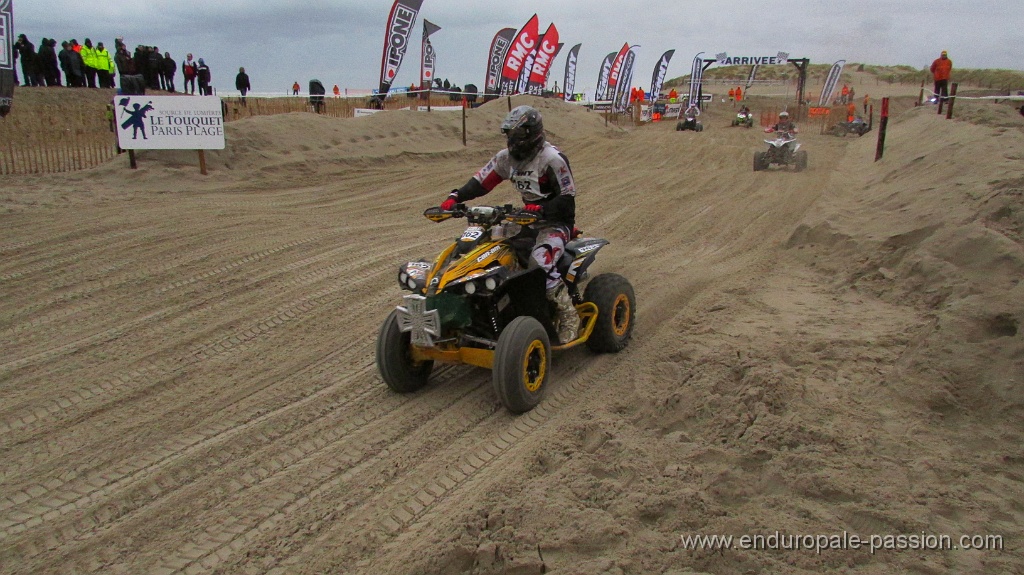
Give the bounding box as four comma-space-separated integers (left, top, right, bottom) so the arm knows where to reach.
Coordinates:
500, 14, 539, 95
527, 23, 559, 94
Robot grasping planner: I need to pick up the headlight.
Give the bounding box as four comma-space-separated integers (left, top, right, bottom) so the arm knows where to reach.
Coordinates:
407, 277, 418, 290
399, 272, 408, 284
484, 277, 497, 291
464, 281, 477, 295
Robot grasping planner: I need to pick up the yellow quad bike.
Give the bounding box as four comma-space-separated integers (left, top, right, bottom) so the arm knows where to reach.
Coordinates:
376, 203, 635, 414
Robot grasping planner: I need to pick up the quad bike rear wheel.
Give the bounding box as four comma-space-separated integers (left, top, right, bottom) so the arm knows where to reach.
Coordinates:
377, 309, 433, 393
794, 150, 808, 172
493, 316, 551, 414
584, 273, 636, 353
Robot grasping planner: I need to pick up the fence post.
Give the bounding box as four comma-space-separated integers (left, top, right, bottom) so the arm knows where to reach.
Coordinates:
918, 81, 924, 106
874, 97, 889, 162
462, 100, 467, 146
945, 83, 958, 120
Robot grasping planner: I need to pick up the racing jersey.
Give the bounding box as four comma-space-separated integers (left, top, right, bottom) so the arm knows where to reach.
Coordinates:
452, 142, 576, 227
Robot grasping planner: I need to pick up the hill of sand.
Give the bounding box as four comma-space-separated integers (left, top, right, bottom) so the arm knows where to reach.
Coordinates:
1, 89, 1022, 575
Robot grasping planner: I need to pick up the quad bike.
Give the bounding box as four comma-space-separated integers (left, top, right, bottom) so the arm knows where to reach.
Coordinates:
676, 114, 703, 132
753, 131, 807, 172
731, 111, 754, 128
828, 118, 870, 137
376, 203, 636, 414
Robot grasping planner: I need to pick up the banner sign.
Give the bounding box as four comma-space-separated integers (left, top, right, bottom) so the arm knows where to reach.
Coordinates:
745, 65, 758, 90
0, 0, 12, 118
819, 59, 845, 106
114, 96, 225, 150
563, 43, 580, 101
714, 51, 789, 66
595, 51, 615, 101
420, 19, 441, 90
649, 49, 674, 102
526, 25, 559, 94
485, 27, 516, 94
378, 0, 424, 96
500, 14, 539, 95
687, 52, 704, 109
612, 46, 636, 113
607, 43, 630, 99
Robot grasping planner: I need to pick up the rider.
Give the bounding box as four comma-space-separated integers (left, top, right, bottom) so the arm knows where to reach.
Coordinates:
439, 105, 580, 343
765, 110, 798, 160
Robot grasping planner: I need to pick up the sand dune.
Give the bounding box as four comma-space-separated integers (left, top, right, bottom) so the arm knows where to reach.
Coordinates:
0, 91, 1022, 574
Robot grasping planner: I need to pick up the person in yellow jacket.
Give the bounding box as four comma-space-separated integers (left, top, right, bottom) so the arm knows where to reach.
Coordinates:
94, 42, 114, 88
80, 38, 98, 88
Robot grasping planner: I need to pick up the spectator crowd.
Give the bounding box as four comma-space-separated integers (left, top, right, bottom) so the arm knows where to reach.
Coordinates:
12, 33, 216, 97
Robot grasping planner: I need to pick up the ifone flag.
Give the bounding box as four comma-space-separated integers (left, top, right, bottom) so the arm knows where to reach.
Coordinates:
420, 19, 441, 90
485, 28, 516, 95
378, 0, 424, 96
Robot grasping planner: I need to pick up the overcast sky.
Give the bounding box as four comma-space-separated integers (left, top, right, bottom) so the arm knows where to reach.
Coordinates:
12, 0, 1023, 96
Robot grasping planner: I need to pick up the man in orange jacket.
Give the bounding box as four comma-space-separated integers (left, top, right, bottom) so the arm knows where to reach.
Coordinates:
930, 50, 952, 104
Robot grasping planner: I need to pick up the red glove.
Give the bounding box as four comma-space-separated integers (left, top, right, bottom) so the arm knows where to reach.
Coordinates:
523, 204, 543, 213
440, 197, 457, 211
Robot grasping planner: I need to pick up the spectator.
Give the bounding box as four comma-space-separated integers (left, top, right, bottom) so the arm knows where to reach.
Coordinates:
148, 47, 164, 90
15, 34, 41, 87
115, 44, 144, 95
292, 81, 300, 95
863, 94, 870, 115
67, 42, 85, 87
235, 67, 251, 106
182, 53, 198, 94
735, 86, 742, 102
95, 42, 114, 89
80, 38, 99, 88
39, 38, 61, 86
162, 52, 177, 92
333, 84, 341, 97
668, 87, 678, 103
728, 87, 735, 104
930, 50, 952, 104
196, 58, 211, 95
58, 41, 74, 86
840, 83, 849, 104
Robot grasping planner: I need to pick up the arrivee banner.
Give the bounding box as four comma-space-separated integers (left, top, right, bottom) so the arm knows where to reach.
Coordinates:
114, 96, 225, 150
0, 0, 13, 118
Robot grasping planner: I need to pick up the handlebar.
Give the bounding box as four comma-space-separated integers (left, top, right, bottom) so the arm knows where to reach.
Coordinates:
424, 204, 540, 226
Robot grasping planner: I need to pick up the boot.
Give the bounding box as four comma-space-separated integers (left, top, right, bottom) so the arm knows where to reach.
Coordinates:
547, 284, 580, 343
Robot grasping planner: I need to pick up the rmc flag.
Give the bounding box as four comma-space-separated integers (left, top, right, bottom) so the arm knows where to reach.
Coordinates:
526, 24, 560, 95
500, 14, 539, 95
563, 43, 581, 101
819, 60, 846, 106
649, 49, 674, 103
0, 0, 13, 117
607, 43, 631, 104
612, 46, 637, 114
378, 0, 424, 97
420, 19, 441, 90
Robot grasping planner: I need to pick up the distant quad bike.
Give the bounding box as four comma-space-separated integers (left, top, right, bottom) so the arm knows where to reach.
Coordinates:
676, 114, 703, 132
754, 131, 808, 172
376, 204, 636, 414
731, 110, 754, 128
829, 118, 870, 137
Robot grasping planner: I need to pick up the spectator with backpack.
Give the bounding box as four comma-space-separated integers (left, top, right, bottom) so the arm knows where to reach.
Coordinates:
196, 58, 211, 95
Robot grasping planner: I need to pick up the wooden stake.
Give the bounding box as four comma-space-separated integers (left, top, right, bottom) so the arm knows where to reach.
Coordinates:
874, 97, 889, 162
198, 149, 207, 175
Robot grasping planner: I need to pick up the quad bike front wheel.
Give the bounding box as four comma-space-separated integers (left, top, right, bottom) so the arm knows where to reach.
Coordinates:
584, 273, 636, 353
753, 151, 767, 171
794, 150, 808, 172
493, 316, 551, 414
376, 309, 433, 393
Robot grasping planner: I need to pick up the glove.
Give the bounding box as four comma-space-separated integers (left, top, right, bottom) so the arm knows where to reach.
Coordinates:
523, 204, 543, 213
440, 197, 457, 211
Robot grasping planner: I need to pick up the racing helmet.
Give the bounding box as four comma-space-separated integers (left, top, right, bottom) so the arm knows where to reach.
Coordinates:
501, 105, 545, 161
779, 110, 789, 119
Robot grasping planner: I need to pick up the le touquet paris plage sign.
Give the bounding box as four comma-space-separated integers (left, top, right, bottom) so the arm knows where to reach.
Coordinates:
114, 96, 225, 150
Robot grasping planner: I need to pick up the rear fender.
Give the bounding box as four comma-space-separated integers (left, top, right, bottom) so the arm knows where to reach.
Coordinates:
562, 238, 609, 285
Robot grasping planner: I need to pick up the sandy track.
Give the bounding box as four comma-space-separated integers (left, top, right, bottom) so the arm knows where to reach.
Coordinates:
1, 95, 1021, 574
